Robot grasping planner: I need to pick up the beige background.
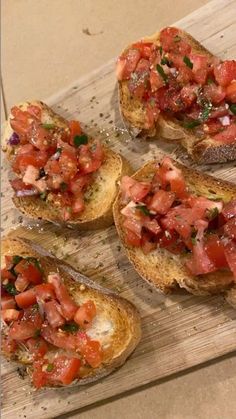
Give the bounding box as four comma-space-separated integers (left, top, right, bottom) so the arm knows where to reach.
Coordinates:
1, 1, 236, 418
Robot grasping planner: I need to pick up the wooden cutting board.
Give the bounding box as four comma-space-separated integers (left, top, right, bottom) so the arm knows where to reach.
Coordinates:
1, 0, 236, 417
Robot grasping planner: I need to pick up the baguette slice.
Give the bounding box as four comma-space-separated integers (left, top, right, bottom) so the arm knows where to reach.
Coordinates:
1, 236, 141, 387
2, 101, 132, 229
118, 28, 236, 163
113, 158, 236, 298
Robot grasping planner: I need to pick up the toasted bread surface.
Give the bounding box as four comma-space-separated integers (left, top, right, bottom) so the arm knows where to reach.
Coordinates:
118, 28, 236, 163
113, 158, 236, 296
2, 101, 132, 229
1, 236, 141, 387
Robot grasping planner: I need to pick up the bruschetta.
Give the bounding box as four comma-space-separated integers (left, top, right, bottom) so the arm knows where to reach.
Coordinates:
2, 101, 132, 228
1, 236, 141, 388
113, 155, 236, 303
117, 27, 236, 163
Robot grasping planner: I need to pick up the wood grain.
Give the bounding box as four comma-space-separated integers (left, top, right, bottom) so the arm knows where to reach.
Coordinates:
1, 1, 236, 417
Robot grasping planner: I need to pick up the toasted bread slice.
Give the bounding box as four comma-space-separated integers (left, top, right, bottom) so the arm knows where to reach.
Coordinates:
1, 236, 141, 387
2, 101, 132, 229
113, 158, 236, 298
118, 28, 236, 163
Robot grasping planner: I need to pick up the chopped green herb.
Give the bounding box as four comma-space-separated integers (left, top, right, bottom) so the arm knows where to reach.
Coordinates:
12, 255, 22, 265
191, 236, 197, 245
229, 104, 236, 115
200, 102, 212, 121
60, 182, 68, 191
62, 322, 79, 333
136, 205, 150, 215
56, 147, 62, 154
40, 191, 47, 201
42, 123, 55, 130
3, 282, 18, 296
206, 207, 219, 220
160, 56, 169, 66
174, 35, 181, 42
34, 329, 41, 338
183, 120, 201, 129
74, 134, 88, 147
207, 78, 214, 85
183, 55, 193, 69
46, 363, 54, 372
159, 46, 163, 55
156, 64, 168, 83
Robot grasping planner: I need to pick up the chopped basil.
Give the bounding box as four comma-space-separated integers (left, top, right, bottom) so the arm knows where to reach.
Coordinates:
12, 255, 23, 265
160, 56, 169, 66
34, 329, 41, 338
159, 46, 163, 55
74, 134, 88, 147
174, 35, 181, 42
40, 191, 47, 201
182, 120, 201, 129
3, 282, 18, 296
62, 322, 79, 333
206, 207, 219, 220
207, 77, 214, 85
136, 205, 150, 215
183, 55, 193, 69
156, 64, 168, 83
46, 363, 54, 372
200, 102, 212, 121
229, 104, 236, 115
60, 182, 68, 191
42, 123, 55, 130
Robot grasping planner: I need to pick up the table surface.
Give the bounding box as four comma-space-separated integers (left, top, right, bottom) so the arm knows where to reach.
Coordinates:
1, 1, 236, 418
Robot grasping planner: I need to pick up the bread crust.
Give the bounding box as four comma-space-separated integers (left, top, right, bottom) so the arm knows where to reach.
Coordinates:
113, 158, 236, 299
2, 101, 133, 229
118, 28, 236, 163
1, 236, 141, 387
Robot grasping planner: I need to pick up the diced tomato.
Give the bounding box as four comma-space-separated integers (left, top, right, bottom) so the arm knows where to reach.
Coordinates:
4, 255, 15, 269
161, 206, 195, 240
132, 42, 153, 59
10, 178, 36, 193
224, 240, 236, 279
14, 259, 42, 285
203, 83, 226, 105
180, 84, 197, 107
123, 216, 142, 237
69, 174, 91, 196
222, 200, 236, 220
27, 104, 42, 119
32, 359, 48, 389
34, 283, 56, 301
26, 337, 48, 359
160, 27, 191, 55
116, 49, 141, 80
1, 335, 17, 354
148, 190, 175, 214
1, 267, 16, 281
190, 54, 208, 85
150, 69, 165, 91
129, 180, 151, 202
45, 159, 61, 175
224, 218, 236, 240
143, 218, 161, 235
145, 102, 160, 128
1, 296, 16, 310
204, 234, 228, 268
9, 306, 43, 340
204, 119, 223, 135
187, 196, 223, 219
59, 149, 77, 181
29, 122, 54, 151
74, 300, 96, 329
209, 104, 229, 119
69, 120, 82, 145
213, 123, 236, 144
48, 356, 81, 385
1, 309, 20, 323
48, 273, 78, 320
141, 232, 157, 254
15, 289, 37, 308
82, 340, 102, 368
15, 275, 30, 292
125, 229, 141, 247
214, 60, 236, 87
226, 81, 236, 102
158, 157, 187, 198
44, 300, 66, 328
159, 230, 178, 249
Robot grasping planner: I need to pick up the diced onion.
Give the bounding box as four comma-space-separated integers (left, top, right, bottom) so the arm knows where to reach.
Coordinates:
219, 116, 230, 126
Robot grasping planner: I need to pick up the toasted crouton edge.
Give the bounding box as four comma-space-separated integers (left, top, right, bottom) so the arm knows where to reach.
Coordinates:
113, 157, 236, 301
1, 236, 141, 387
118, 28, 236, 163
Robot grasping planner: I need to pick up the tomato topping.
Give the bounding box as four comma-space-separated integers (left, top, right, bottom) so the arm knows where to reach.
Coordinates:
2, 309, 21, 323
224, 240, 236, 279
148, 190, 175, 214
15, 275, 30, 292
213, 123, 236, 144
43, 300, 66, 328
125, 229, 142, 247
9, 306, 43, 340
226, 81, 236, 102
14, 259, 43, 285
204, 234, 228, 269
69, 120, 82, 145
214, 60, 236, 87
26, 337, 48, 359
74, 300, 96, 329
203, 83, 226, 105
34, 283, 56, 301
222, 199, 236, 220
224, 218, 236, 240
15, 289, 37, 308
32, 356, 81, 388
1, 296, 16, 310
48, 273, 77, 320
1, 267, 16, 281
